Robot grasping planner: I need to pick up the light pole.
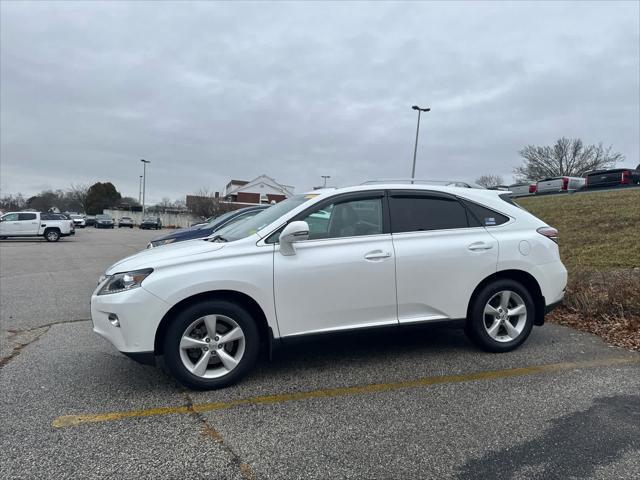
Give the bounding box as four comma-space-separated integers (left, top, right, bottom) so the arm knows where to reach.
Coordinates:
321, 175, 331, 188
138, 175, 143, 205
140, 159, 150, 217
411, 105, 430, 182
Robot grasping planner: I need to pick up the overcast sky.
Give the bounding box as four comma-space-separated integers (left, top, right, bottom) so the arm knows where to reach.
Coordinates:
1, 1, 638, 203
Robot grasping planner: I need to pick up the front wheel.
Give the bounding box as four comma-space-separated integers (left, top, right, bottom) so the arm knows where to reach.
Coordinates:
465, 279, 535, 352
163, 300, 260, 390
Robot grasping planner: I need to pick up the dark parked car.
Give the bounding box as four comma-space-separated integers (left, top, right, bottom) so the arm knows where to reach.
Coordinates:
118, 216, 134, 228
85, 215, 96, 227
147, 205, 269, 248
95, 214, 115, 229
140, 217, 162, 230
584, 168, 640, 189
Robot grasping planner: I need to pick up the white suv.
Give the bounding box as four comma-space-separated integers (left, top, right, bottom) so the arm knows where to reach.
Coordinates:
91, 184, 567, 389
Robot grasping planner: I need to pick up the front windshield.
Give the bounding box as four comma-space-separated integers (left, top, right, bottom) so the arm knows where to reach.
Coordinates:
222, 195, 316, 242
96, 214, 110, 220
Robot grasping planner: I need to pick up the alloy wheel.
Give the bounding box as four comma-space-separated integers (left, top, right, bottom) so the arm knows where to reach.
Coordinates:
179, 314, 245, 378
483, 290, 527, 342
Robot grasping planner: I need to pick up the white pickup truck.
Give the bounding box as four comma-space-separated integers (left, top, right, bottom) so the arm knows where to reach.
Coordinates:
536, 176, 586, 194
0, 211, 73, 242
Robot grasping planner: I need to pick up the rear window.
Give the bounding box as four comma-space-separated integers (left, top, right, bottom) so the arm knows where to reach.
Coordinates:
463, 200, 510, 227
389, 195, 469, 233
18, 213, 37, 221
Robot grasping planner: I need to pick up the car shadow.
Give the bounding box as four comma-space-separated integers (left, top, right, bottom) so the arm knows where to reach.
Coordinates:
456, 394, 640, 480
261, 321, 470, 374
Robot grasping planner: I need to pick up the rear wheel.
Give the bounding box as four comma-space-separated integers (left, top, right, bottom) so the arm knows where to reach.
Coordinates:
44, 229, 60, 242
466, 279, 534, 352
163, 300, 260, 390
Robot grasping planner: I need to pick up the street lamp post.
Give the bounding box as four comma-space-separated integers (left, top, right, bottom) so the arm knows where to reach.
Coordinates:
140, 159, 151, 217
138, 175, 143, 205
411, 105, 430, 182
321, 175, 331, 188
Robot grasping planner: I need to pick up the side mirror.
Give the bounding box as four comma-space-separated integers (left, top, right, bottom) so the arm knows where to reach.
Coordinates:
279, 221, 309, 256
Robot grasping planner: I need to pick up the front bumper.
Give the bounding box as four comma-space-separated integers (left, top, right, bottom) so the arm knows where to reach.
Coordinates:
91, 285, 170, 354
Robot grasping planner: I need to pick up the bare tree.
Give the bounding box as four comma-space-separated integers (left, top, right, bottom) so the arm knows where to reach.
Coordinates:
188, 188, 231, 219
514, 137, 623, 181
475, 174, 504, 188
0, 193, 26, 211
67, 184, 90, 213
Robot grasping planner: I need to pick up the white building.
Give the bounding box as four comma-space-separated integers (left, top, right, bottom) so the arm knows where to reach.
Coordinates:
223, 175, 294, 204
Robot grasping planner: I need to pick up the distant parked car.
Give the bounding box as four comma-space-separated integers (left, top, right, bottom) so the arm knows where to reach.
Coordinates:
148, 205, 269, 248
95, 214, 115, 229
140, 217, 162, 230
85, 215, 96, 227
536, 176, 585, 194
70, 214, 86, 228
584, 168, 640, 189
118, 217, 134, 228
0, 211, 73, 242
508, 182, 537, 197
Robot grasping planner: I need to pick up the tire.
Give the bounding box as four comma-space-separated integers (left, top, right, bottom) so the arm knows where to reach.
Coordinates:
44, 229, 61, 242
163, 300, 260, 390
465, 279, 535, 353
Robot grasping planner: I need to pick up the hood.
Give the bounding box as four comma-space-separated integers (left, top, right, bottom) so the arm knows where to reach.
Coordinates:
151, 225, 214, 243
106, 238, 225, 274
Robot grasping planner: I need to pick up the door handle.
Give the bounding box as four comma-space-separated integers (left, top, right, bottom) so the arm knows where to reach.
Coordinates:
468, 242, 493, 251
364, 250, 392, 260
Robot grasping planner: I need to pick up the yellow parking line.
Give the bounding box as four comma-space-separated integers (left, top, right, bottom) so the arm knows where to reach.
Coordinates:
52, 356, 639, 429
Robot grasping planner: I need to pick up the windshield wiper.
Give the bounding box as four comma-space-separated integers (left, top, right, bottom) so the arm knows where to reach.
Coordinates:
206, 234, 228, 243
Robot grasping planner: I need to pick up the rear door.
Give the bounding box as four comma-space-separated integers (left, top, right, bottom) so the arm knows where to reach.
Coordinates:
389, 191, 500, 323
17, 213, 39, 235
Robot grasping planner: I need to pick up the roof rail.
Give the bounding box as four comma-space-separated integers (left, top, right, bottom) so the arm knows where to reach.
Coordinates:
361, 179, 484, 189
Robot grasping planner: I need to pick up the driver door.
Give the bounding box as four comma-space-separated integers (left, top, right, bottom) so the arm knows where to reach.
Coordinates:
0, 213, 20, 236
273, 192, 398, 337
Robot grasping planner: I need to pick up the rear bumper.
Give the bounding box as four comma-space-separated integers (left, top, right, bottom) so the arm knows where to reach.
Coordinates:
122, 351, 156, 365
545, 299, 563, 314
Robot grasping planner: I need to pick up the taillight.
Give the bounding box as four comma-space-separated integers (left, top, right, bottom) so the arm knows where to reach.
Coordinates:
529, 183, 537, 193
537, 226, 559, 243
561, 177, 569, 191
584, 176, 589, 188
621, 170, 630, 184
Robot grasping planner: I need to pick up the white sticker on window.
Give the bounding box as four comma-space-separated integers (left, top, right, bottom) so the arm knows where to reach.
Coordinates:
485, 217, 496, 225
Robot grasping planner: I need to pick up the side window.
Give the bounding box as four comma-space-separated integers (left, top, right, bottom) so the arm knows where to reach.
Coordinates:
463, 200, 510, 227
389, 195, 469, 233
301, 197, 383, 240
2, 213, 19, 222
18, 213, 37, 221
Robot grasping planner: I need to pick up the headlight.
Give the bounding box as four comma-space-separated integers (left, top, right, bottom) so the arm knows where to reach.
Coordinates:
97, 268, 153, 295
151, 238, 175, 248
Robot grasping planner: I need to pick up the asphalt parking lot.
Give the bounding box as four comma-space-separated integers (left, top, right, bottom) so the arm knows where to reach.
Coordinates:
1, 228, 639, 479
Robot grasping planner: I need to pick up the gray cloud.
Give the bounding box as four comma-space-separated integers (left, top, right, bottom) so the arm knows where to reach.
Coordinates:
1, 1, 638, 202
